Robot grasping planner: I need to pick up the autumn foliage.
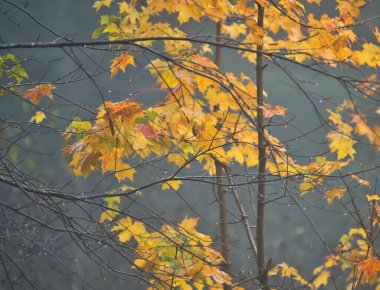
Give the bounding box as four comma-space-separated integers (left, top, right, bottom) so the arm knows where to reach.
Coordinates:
1, 0, 380, 289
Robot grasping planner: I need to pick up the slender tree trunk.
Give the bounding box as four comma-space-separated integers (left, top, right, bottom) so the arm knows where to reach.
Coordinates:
256, 4, 269, 290
214, 22, 231, 288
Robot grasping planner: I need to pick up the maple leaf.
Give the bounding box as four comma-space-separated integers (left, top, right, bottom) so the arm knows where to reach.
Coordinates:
359, 258, 380, 284
226, 145, 245, 165
175, 3, 202, 24
221, 23, 247, 39
179, 217, 199, 231
326, 131, 356, 160
354, 43, 380, 68
261, 104, 287, 119
70, 151, 102, 178
269, 263, 308, 286
62, 119, 92, 141
118, 1, 132, 14
30, 111, 46, 124
103, 100, 141, 121
325, 187, 345, 205
136, 124, 161, 139
351, 114, 380, 150
162, 180, 182, 191
279, 0, 305, 17
351, 174, 370, 187
374, 27, 380, 43
93, 0, 112, 11
111, 216, 147, 243
312, 267, 330, 289
367, 195, 380, 202
100, 210, 118, 223
110, 53, 135, 77
23, 84, 55, 105
356, 74, 380, 97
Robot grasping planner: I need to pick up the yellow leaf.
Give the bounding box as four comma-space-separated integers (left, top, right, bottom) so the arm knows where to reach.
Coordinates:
326, 109, 343, 125
133, 259, 147, 269
111, 217, 133, 242
326, 131, 356, 160
367, 195, 380, 202
110, 53, 135, 77
130, 221, 147, 239
118, 230, 133, 243
162, 180, 182, 191
354, 43, 380, 68
179, 217, 199, 231
200, 44, 213, 55
226, 145, 245, 165
111, 217, 132, 232
103, 22, 120, 34
118, 1, 132, 14
30, 111, 46, 124
325, 187, 345, 205
221, 23, 247, 39
374, 27, 380, 43
93, 0, 112, 11
313, 270, 330, 288
100, 209, 118, 223
351, 174, 370, 187
115, 166, 136, 182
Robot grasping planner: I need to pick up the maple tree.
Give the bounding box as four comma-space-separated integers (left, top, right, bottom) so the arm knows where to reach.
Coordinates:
0, 0, 380, 289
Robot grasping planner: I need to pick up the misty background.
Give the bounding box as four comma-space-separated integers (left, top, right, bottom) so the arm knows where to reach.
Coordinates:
0, 0, 379, 289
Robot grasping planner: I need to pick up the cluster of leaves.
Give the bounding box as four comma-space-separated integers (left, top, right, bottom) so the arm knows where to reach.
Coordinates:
95, 188, 240, 289
113, 216, 241, 289
1, 53, 55, 124
0, 53, 28, 95
267, 192, 380, 289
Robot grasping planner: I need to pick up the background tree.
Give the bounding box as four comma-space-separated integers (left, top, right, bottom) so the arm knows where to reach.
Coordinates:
0, 0, 379, 289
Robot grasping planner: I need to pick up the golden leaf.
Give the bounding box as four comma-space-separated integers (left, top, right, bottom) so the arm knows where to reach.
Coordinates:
367, 195, 380, 202
351, 174, 370, 187
93, 0, 112, 11
110, 53, 135, 77
326, 131, 356, 160
30, 111, 46, 124
325, 187, 345, 205
313, 270, 330, 288
162, 180, 182, 191
221, 23, 247, 39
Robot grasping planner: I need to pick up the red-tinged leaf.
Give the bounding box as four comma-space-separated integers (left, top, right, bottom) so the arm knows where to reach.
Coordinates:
261, 104, 287, 118
136, 124, 161, 139
23, 84, 55, 105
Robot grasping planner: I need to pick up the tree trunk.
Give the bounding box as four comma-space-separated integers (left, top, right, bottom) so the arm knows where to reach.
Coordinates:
215, 21, 231, 289
256, 4, 270, 290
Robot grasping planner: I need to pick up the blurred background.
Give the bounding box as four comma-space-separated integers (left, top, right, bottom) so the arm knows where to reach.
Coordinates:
0, 0, 379, 289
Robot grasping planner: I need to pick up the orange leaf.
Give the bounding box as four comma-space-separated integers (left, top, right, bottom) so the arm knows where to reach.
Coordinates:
23, 84, 55, 105
360, 258, 380, 284
110, 53, 135, 77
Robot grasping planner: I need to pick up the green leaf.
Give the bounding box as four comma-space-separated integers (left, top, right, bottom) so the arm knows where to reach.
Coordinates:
135, 117, 149, 124
92, 26, 104, 38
